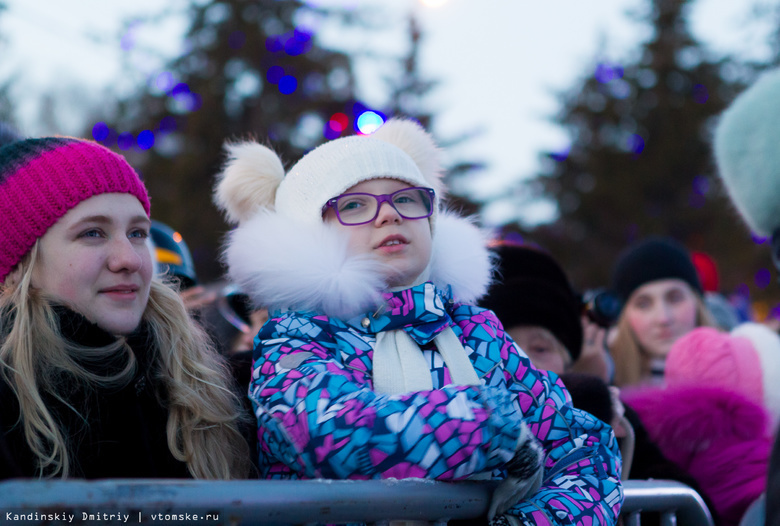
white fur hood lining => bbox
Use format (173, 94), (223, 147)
(224, 209), (494, 319)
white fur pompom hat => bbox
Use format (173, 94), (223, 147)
(213, 118), (493, 319)
(713, 68), (780, 237)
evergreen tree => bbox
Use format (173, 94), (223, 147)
(99, 0), (366, 280)
(524, 0), (771, 300)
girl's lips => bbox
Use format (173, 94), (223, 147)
(375, 235), (409, 254)
(100, 286), (139, 299)
(375, 235), (409, 249)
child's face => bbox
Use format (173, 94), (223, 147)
(324, 178), (433, 288)
(32, 193), (153, 335)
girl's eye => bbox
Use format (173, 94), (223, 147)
(666, 289), (685, 303)
(633, 297), (652, 310)
(129, 229), (149, 239)
(339, 198), (367, 212)
(80, 229), (103, 239)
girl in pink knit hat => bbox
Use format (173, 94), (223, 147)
(0, 137), (250, 480)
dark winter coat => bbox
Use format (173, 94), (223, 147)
(0, 307), (190, 479)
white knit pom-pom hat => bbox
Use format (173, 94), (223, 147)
(214, 118), (444, 228)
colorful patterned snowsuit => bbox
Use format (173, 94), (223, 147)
(250, 282), (622, 524)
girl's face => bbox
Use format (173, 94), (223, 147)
(324, 178), (433, 288)
(32, 193), (153, 335)
(624, 278), (698, 359)
(508, 326), (570, 375)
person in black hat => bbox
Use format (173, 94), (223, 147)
(480, 243), (584, 375)
(608, 237), (714, 388)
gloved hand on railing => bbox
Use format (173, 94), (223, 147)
(487, 423), (544, 522)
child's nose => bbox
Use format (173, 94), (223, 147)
(374, 201), (402, 225)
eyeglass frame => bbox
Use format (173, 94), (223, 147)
(322, 186), (436, 226)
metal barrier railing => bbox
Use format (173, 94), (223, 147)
(0, 478), (714, 525)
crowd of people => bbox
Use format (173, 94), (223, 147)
(2, 66), (780, 526)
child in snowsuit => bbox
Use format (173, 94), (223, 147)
(213, 118), (622, 525)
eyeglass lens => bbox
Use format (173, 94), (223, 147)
(335, 188), (433, 225)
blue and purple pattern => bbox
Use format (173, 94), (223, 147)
(250, 282), (622, 524)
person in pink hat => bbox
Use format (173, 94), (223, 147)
(0, 137), (250, 480)
(623, 327), (775, 526)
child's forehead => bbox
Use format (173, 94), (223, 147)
(343, 177), (414, 194)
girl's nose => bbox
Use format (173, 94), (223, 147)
(108, 238), (145, 273)
(374, 201), (402, 225)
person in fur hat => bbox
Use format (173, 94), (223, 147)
(213, 118), (622, 525)
(713, 67), (780, 526)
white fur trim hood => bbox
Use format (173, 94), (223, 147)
(223, 209), (494, 319)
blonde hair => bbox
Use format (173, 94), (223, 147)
(610, 295), (714, 388)
(0, 243), (251, 479)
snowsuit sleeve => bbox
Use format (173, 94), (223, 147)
(470, 307), (623, 525)
(250, 311), (530, 480)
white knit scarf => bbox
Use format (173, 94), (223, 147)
(371, 274), (481, 395)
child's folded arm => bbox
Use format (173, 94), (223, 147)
(249, 311), (528, 480)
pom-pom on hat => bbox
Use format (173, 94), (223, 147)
(0, 137), (150, 282)
(665, 324), (780, 432)
(611, 237), (702, 303)
(479, 243), (583, 362)
(713, 68), (780, 237)
(214, 118), (443, 228)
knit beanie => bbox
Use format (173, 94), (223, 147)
(0, 137), (151, 282)
(214, 118), (443, 229)
(480, 244), (583, 362)
(713, 67), (780, 238)
(611, 237), (702, 303)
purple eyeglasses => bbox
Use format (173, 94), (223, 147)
(323, 187), (436, 226)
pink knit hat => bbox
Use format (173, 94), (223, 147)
(666, 325), (780, 432)
(0, 137), (151, 282)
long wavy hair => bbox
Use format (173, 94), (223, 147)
(0, 243), (251, 479)
(610, 295), (714, 388)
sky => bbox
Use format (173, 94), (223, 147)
(1, 0), (776, 225)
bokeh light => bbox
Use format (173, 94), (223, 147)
(627, 134), (644, 156)
(92, 122), (110, 142)
(267, 66), (284, 84)
(137, 130), (155, 150)
(550, 146), (570, 162)
(266, 36), (284, 53)
(752, 233), (768, 244)
(170, 82), (190, 96)
(755, 268), (772, 289)
(328, 112), (349, 133)
(692, 84), (709, 104)
(356, 111), (384, 134)
(595, 62), (624, 84)
(117, 132), (134, 151)
(691, 175), (709, 195)
(279, 75), (298, 94)
(285, 29), (313, 56)
(155, 72), (175, 93)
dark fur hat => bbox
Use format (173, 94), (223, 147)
(480, 244), (583, 362)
